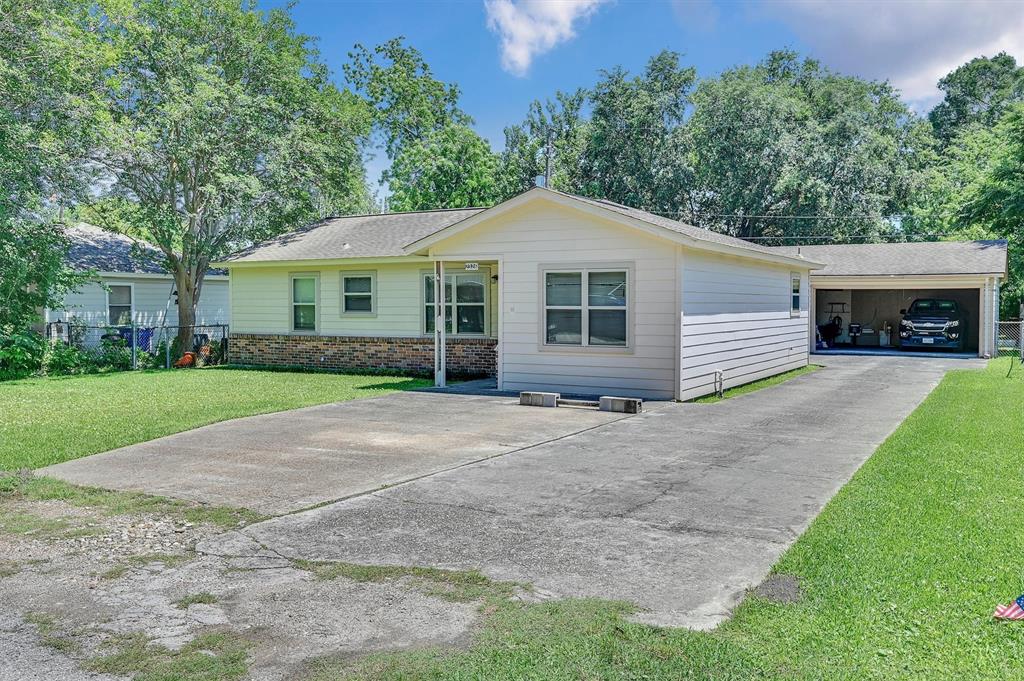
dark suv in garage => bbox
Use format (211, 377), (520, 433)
(899, 299), (968, 351)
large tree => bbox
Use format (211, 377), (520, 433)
(385, 124), (501, 211)
(687, 51), (923, 242)
(0, 0), (101, 334)
(89, 0), (372, 350)
(929, 53), (1024, 145)
(579, 50), (695, 212)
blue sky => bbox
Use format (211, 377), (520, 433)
(265, 0), (1024, 191)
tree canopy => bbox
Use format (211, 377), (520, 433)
(86, 0), (372, 345)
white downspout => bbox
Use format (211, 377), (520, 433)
(434, 260), (446, 387)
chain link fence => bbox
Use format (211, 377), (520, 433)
(44, 322), (229, 369)
(996, 320), (1023, 361)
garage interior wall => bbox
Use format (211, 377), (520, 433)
(814, 288), (980, 352)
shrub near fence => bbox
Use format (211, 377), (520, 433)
(0, 324), (229, 380)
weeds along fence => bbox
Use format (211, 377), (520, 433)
(44, 322), (229, 370)
(996, 320), (1023, 363)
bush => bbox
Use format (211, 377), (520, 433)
(92, 336), (132, 371)
(0, 331), (47, 380)
(42, 341), (88, 375)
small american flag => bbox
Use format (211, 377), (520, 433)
(993, 595), (1024, 620)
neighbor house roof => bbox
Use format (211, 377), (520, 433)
(65, 223), (227, 277)
(65, 223), (167, 274)
(224, 188), (819, 270)
(222, 208), (484, 263)
(771, 240), (1008, 277)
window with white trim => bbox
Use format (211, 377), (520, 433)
(107, 285), (132, 325)
(291, 274), (318, 331)
(544, 269), (628, 347)
(424, 272), (486, 335)
(341, 272), (375, 315)
(791, 272), (801, 315)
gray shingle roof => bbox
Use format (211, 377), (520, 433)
(225, 189), (805, 264)
(771, 240), (1008, 276)
(65, 223), (166, 274)
(223, 208), (485, 262)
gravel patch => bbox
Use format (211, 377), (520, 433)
(0, 496), (480, 680)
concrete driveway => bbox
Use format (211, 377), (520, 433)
(243, 354), (978, 628)
(43, 392), (627, 514)
(44, 354), (981, 629)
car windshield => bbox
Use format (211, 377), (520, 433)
(909, 299), (957, 313)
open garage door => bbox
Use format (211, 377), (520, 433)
(814, 287), (981, 357)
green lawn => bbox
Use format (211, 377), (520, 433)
(0, 368), (429, 470)
(334, 358), (1024, 680)
(691, 364), (821, 403)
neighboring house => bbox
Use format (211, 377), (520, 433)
(45, 224), (230, 333)
(773, 241), (1008, 357)
(221, 188), (822, 400)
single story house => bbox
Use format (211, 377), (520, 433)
(45, 224), (230, 339)
(221, 188), (823, 400)
(774, 241), (1008, 356)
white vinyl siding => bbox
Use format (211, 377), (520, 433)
(679, 250), (809, 401)
(430, 200), (678, 399)
(230, 262), (497, 338)
(49, 276), (229, 327)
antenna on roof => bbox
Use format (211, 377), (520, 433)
(544, 132), (552, 189)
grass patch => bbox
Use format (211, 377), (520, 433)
(292, 559), (520, 603)
(0, 474), (265, 528)
(330, 358), (1024, 680)
(691, 364), (821, 403)
(0, 367), (430, 469)
(86, 632), (250, 681)
(25, 612), (80, 654)
(100, 565), (129, 580)
(174, 592), (219, 609)
(128, 552), (196, 568)
(0, 561), (20, 578)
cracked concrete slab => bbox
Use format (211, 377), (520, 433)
(41, 391), (626, 514)
(246, 355), (983, 629)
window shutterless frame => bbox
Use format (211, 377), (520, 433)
(105, 282), (134, 326)
(289, 272), (319, 333)
(538, 263), (634, 353)
(420, 267), (490, 337)
(340, 270), (376, 317)
(791, 272), (802, 316)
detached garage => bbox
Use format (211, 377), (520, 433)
(774, 241), (1008, 358)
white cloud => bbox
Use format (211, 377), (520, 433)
(485, 0), (609, 76)
(763, 0), (1024, 110)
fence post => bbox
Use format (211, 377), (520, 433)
(131, 323), (137, 370)
(1019, 320), (1023, 363)
(165, 334), (171, 369)
(223, 325), (229, 365)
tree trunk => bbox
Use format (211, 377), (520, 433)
(174, 269), (196, 359)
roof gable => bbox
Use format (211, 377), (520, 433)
(405, 188), (820, 269)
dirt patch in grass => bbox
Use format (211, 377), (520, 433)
(751, 573), (803, 604)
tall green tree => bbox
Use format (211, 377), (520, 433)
(961, 105), (1024, 315)
(929, 53), (1024, 145)
(498, 90), (589, 198)
(0, 0), (101, 334)
(89, 0), (372, 349)
(344, 38), (474, 205)
(580, 50), (695, 212)
(385, 124), (501, 211)
(687, 51), (922, 241)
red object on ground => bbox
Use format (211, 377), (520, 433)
(174, 352), (196, 368)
